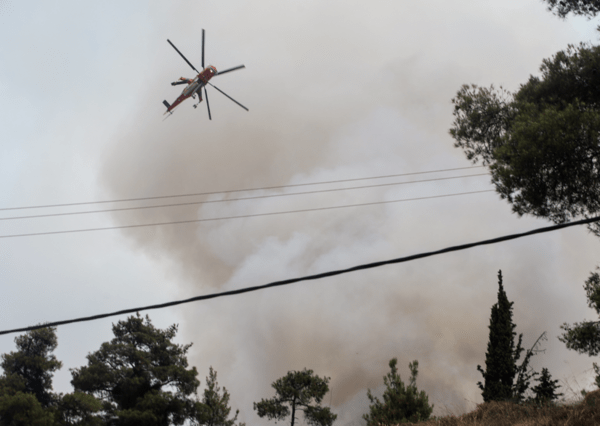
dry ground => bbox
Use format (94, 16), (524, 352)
(406, 389), (600, 426)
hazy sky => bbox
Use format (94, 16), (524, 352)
(1, 1), (600, 424)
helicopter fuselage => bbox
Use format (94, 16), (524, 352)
(165, 66), (217, 113)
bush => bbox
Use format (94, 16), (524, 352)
(363, 358), (434, 425)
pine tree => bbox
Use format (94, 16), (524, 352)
(71, 313), (202, 425)
(363, 358), (433, 425)
(449, 42), (600, 237)
(56, 391), (103, 425)
(559, 269), (600, 356)
(542, 0), (600, 18)
(0, 390), (56, 426)
(0, 326), (105, 424)
(254, 368), (336, 426)
(0, 326), (64, 425)
(477, 270), (526, 403)
(196, 366), (245, 426)
(0, 325), (62, 408)
(558, 267), (600, 390)
(529, 368), (564, 407)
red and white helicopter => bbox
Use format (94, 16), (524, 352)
(163, 29), (248, 119)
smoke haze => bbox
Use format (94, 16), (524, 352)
(30, 0), (600, 424)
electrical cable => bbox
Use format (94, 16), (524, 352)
(0, 165), (485, 212)
(0, 173), (490, 221)
(2, 215), (598, 336)
(0, 189), (495, 239)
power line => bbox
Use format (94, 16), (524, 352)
(0, 189), (495, 239)
(0, 173), (490, 221)
(0, 165), (485, 212)
(2, 215), (598, 336)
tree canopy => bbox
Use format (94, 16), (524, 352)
(542, 0), (600, 18)
(253, 368), (336, 426)
(0, 326), (64, 425)
(0, 325), (62, 408)
(363, 358), (433, 425)
(449, 42), (600, 236)
(559, 269), (600, 356)
(0, 390), (56, 426)
(558, 268), (600, 389)
(70, 313), (202, 426)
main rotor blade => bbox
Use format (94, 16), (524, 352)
(204, 86), (211, 120)
(217, 65), (245, 75)
(207, 82), (249, 111)
(167, 39), (199, 73)
(201, 29), (205, 69)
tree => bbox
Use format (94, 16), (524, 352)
(0, 390), (56, 426)
(511, 331), (548, 405)
(55, 391), (103, 426)
(542, 0), (600, 18)
(449, 42), (600, 237)
(558, 268), (600, 387)
(0, 326), (62, 408)
(195, 366), (245, 426)
(70, 313), (202, 426)
(253, 368), (336, 426)
(528, 367), (564, 407)
(477, 271), (528, 403)
(362, 358), (433, 425)
(0, 326), (63, 425)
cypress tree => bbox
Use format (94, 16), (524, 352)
(477, 270), (525, 403)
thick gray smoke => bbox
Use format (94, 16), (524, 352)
(100, 1), (600, 424)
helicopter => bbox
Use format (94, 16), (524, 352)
(163, 29), (248, 119)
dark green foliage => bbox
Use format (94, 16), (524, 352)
(70, 313), (201, 426)
(363, 358), (433, 425)
(0, 326), (63, 425)
(528, 367), (564, 407)
(477, 271), (527, 403)
(476, 275), (547, 406)
(511, 331), (549, 405)
(0, 390), (56, 425)
(593, 362), (600, 389)
(196, 366), (245, 426)
(542, 0), (600, 18)
(559, 269), (600, 356)
(55, 391), (103, 426)
(253, 368), (336, 426)
(449, 42), (600, 237)
(0, 326), (62, 408)
(450, 39), (600, 396)
(559, 268), (600, 388)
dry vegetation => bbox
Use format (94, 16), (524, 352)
(400, 383), (600, 426)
